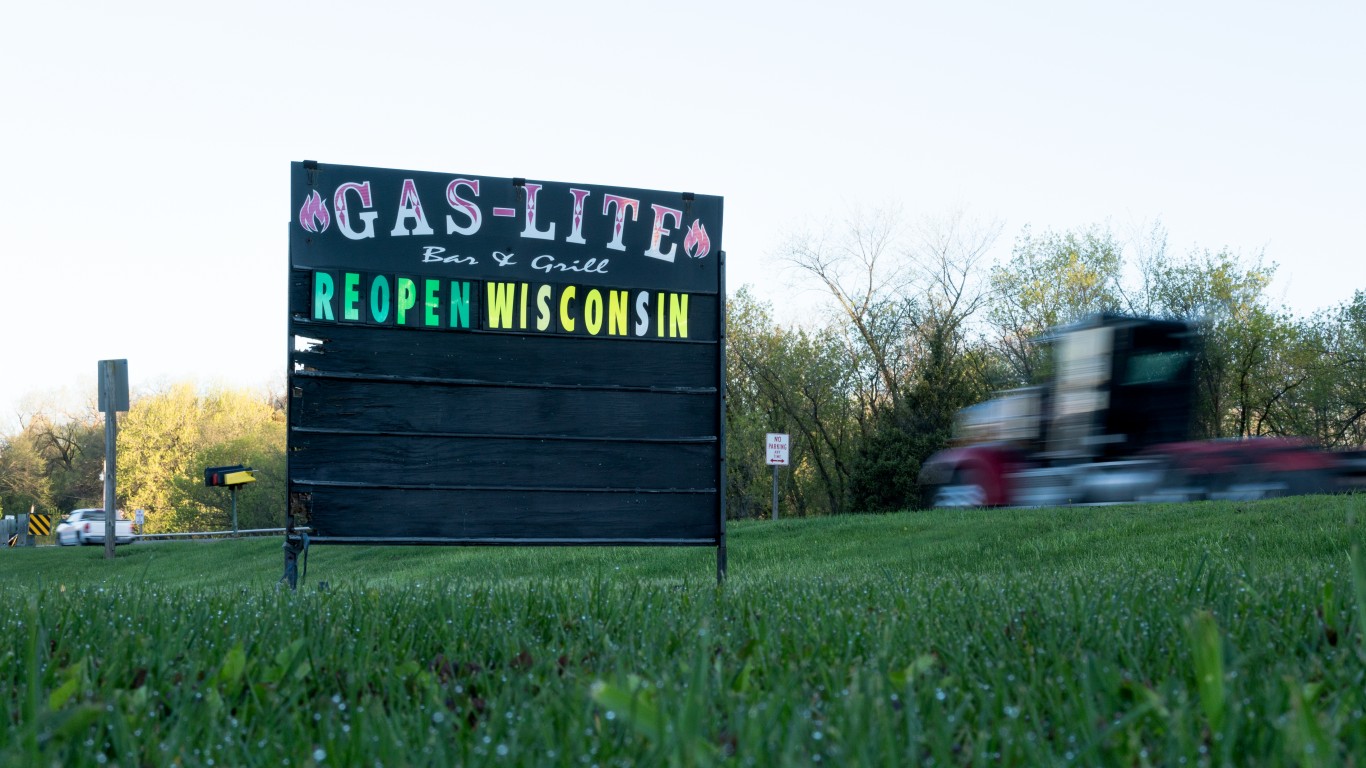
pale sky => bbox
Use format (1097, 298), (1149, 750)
(3, 1), (1363, 432)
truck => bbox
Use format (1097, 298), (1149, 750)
(919, 313), (1363, 507)
(55, 508), (137, 546)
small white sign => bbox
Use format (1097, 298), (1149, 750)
(135, 508), (145, 527)
(766, 433), (790, 465)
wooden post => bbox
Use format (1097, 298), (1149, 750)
(772, 465), (780, 521)
(102, 360), (118, 560)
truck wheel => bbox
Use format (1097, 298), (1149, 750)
(931, 470), (988, 508)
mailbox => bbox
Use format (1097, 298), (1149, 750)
(205, 465), (257, 487)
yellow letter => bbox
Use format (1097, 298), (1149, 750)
(585, 290), (603, 335)
(486, 282), (516, 329)
(559, 286), (577, 332)
(536, 284), (553, 331)
(669, 293), (689, 338)
(608, 290), (628, 336)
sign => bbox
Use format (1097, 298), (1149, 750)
(288, 162), (725, 549)
(135, 509), (145, 528)
(28, 513), (51, 536)
(98, 359), (129, 413)
(766, 433), (790, 466)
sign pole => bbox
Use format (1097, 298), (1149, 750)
(231, 486), (239, 536)
(102, 361), (118, 560)
(716, 250), (728, 585)
(772, 465), (779, 521)
(765, 432), (789, 522)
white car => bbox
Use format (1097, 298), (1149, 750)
(56, 508), (136, 546)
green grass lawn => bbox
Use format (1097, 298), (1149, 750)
(2, 496), (1364, 766)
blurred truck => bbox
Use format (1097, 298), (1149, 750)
(55, 508), (137, 546)
(919, 313), (1366, 507)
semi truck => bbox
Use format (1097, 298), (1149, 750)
(919, 313), (1363, 507)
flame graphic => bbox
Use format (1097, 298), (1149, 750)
(298, 191), (330, 233)
(683, 219), (711, 259)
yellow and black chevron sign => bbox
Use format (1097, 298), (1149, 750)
(28, 513), (52, 536)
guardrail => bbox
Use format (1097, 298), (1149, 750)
(136, 527), (310, 540)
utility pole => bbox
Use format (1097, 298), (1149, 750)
(99, 360), (129, 560)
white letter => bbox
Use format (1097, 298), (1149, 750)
(334, 181), (378, 240)
(445, 178), (482, 235)
(644, 204), (682, 262)
(391, 178), (434, 236)
(602, 194), (639, 252)
(565, 188), (590, 244)
(634, 291), (650, 336)
(520, 183), (556, 240)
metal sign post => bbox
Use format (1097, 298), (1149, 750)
(766, 433), (789, 520)
(99, 359), (129, 560)
(205, 466), (255, 536)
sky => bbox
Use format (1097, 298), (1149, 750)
(2, 0), (1363, 432)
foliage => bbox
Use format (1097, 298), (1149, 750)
(0, 384), (284, 532)
(783, 209), (1000, 512)
(726, 288), (859, 518)
(118, 385), (285, 532)
(0, 434), (52, 517)
(0, 399), (103, 518)
(1, 496), (1364, 766)
(987, 224), (1125, 384)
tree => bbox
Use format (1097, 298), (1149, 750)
(726, 288), (860, 517)
(0, 433), (52, 515)
(1137, 247), (1277, 438)
(117, 384), (286, 533)
(987, 224), (1126, 384)
(783, 208), (1000, 512)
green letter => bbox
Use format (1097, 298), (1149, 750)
(370, 275), (391, 323)
(313, 272), (335, 321)
(343, 273), (361, 321)
(424, 279), (441, 327)
(397, 277), (417, 325)
(450, 281), (471, 328)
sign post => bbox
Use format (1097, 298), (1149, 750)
(765, 433), (789, 521)
(99, 359), (129, 560)
(204, 466), (256, 536)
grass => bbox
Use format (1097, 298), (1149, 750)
(1, 495), (1364, 766)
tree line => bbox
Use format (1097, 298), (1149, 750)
(0, 385), (286, 533)
(3, 217), (1363, 526)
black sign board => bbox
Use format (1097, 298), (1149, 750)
(287, 162), (726, 559)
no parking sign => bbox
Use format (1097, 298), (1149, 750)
(766, 433), (789, 465)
